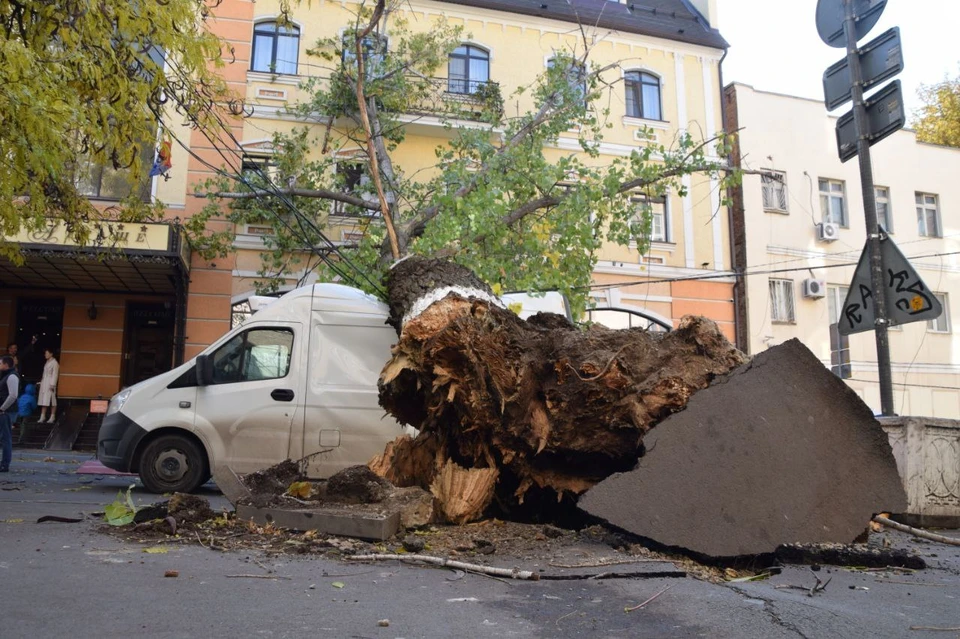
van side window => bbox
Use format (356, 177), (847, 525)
(211, 328), (293, 384)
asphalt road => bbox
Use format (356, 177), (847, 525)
(1, 450), (959, 638)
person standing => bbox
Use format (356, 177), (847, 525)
(6, 342), (19, 376)
(38, 349), (59, 424)
(0, 355), (19, 472)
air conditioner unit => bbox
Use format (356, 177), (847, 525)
(817, 222), (840, 242)
(802, 278), (826, 299)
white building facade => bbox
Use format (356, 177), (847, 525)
(724, 83), (960, 418)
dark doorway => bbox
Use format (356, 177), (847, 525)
(123, 302), (175, 387)
(14, 297), (64, 383)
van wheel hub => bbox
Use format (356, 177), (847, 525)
(154, 449), (188, 482)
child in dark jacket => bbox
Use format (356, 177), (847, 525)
(18, 384), (38, 421)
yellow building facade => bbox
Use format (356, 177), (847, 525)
(0, 0), (736, 420)
(212, 0), (737, 341)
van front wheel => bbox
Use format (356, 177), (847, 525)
(138, 434), (209, 494)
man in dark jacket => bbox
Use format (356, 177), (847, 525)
(0, 355), (19, 472)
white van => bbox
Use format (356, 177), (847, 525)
(98, 283), (569, 493)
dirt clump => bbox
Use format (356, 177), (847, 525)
(326, 465), (392, 504)
(168, 493), (215, 525)
(241, 459), (303, 507)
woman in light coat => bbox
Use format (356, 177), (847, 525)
(38, 349), (59, 424)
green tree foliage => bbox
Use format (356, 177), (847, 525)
(203, 1), (738, 314)
(914, 69), (960, 148)
(0, 0), (226, 249)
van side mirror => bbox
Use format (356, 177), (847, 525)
(196, 354), (213, 387)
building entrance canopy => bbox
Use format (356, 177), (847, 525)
(1, 220), (190, 295)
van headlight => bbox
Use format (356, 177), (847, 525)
(106, 389), (132, 416)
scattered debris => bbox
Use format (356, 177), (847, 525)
(579, 339), (907, 557)
(104, 484), (139, 526)
(873, 516), (960, 547)
(331, 581), (345, 589)
(624, 584), (673, 612)
(346, 553), (540, 580)
(163, 570), (179, 578)
(909, 626), (960, 632)
(36, 515), (83, 523)
(377, 619), (390, 627)
(326, 466), (391, 504)
(772, 568), (832, 597)
(401, 535), (425, 553)
(225, 574), (291, 580)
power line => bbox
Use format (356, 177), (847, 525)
(582, 250), (960, 291)
(847, 378), (960, 392)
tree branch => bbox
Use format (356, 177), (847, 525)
(353, 0), (402, 260)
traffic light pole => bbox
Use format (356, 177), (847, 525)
(843, 0), (895, 416)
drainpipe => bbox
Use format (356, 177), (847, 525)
(717, 48), (745, 352)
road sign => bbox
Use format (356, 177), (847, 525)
(835, 80), (905, 162)
(823, 27), (903, 110)
(838, 233), (943, 336)
(816, 0), (887, 47)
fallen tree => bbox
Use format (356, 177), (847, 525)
(371, 257), (746, 523)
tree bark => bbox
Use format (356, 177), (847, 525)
(372, 257), (746, 523)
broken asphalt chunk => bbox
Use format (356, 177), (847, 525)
(578, 339), (908, 558)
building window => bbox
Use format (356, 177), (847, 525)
(448, 45), (490, 94)
(875, 186), (892, 232)
(761, 171), (788, 213)
(624, 71), (662, 121)
(72, 146), (153, 202)
(251, 22), (300, 74)
(342, 33), (387, 79)
(819, 179), (847, 227)
(548, 57), (586, 105)
(928, 293), (950, 333)
(769, 279), (795, 323)
(332, 157), (381, 217)
(827, 286), (852, 378)
(631, 196), (668, 243)
(916, 192), (941, 238)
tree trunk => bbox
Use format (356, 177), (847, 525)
(372, 257), (745, 523)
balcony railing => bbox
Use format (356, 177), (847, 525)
(407, 77), (503, 121)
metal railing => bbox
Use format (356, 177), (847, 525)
(407, 77), (503, 121)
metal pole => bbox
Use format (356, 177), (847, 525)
(843, 0), (895, 416)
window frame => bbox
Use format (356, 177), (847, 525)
(875, 186), (892, 232)
(630, 195), (669, 245)
(916, 192), (941, 238)
(769, 278), (796, 324)
(209, 327), (294, 385)
(250, 21), (300, 75)
(761, 170), (788, 213)
(928, 292), (950, 333)
(547, 57), (587, 106)
(341, 32), (388, 80)
(447, 44), (490, 95)
(818, 178), (848, 227)
(623, 70), (663, 121)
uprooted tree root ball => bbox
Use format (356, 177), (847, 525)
(372, 257), (746, 523)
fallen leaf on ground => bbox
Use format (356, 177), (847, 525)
(331, 581), (345, 589)
(164, 570), (179, 578)
(144, 547), (170, 554)
(286, 481), (312, 498)
(3, 519), (24, 524)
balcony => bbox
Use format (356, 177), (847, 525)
(407, 78), (503, 122)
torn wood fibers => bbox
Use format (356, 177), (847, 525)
(370, 258), (744, 524)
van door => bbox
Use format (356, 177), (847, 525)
(193, 323), (304, 474)
(301, 317), (403, 478)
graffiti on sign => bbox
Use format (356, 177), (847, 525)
(839, 234), (942, 335)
